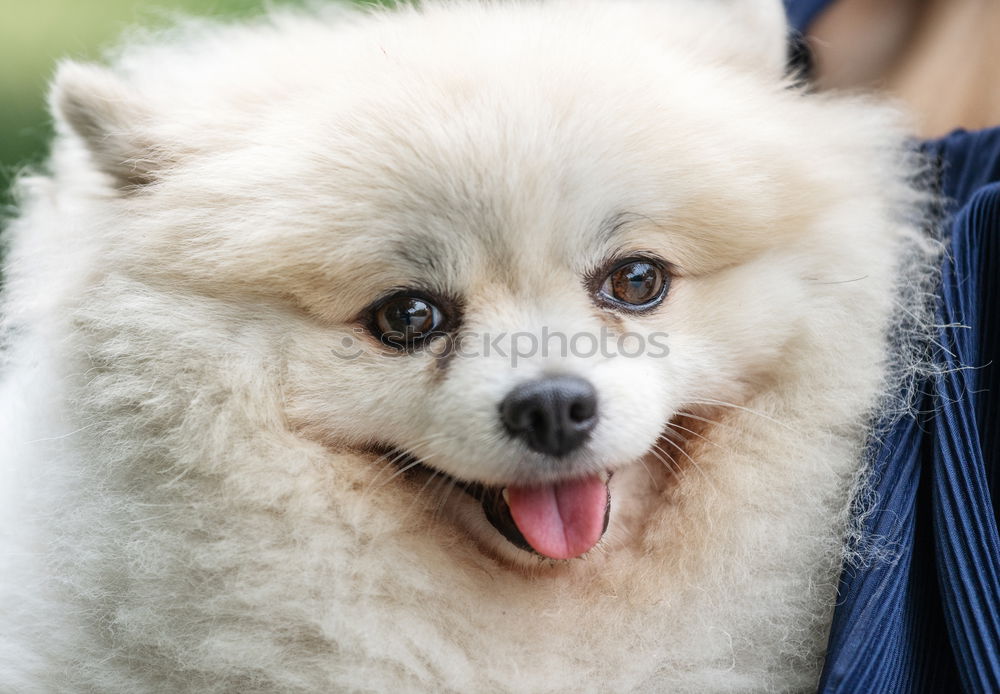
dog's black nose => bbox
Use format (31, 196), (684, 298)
(499, 376), (598, 457)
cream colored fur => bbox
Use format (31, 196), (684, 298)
(1, 1), (933, 691)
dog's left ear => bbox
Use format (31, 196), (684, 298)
(51, 61), (165, 189)
(710, 0), (790, 77)
(622, 0), (790, 79)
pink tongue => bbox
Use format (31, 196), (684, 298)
(506, 475), (609, 560)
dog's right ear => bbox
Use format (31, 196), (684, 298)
(620, 0), (790, 79)
(51, 61), (162, 189)
(711, 0), (790, 78)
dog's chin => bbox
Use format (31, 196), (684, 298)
(373, 446), (630, 567)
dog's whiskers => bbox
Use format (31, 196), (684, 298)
(686, 398), (797, 432)
(431, 474), (463, 522)
(656, 436), (702, 474)
(647, 445), (682, 479)
(651, 438), (720, 494)
(360, 449), (413, 499)
(636, 456), (662, 491)
(362, 433), (450, 498)
(665, 420), (729, 454)
(401, 462), (447, 522)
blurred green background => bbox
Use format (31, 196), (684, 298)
(0, 0), (376, 207)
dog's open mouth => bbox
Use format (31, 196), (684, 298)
(386, 449), (612, 560)
(467, 474), (612, 560)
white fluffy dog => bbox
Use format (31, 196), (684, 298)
(0, 1), (933, 691)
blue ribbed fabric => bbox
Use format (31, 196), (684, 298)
(933, 183), (1000, 693)
(782, 0), (834, 33)
(782, 3), (1000, 689)
(817, 129), (1000, 691)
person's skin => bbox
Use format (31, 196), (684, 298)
(807, 0), (1000, 137)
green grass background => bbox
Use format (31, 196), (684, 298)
(0, 0), (377, 205)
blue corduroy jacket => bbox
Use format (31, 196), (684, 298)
(784, 2), (1000, 690)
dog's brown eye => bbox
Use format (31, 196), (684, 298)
(374, 296), (444, 347)
(599, 259), (668, 309)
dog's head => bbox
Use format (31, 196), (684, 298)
(49, 0), (902, 563)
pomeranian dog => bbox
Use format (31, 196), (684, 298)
(0, 1), (933, 691)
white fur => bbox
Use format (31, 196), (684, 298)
(1, 1), (934, 691)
